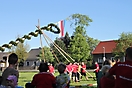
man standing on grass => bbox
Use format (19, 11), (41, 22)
(94, 62), (100, 80)
(48, 63), (55, 75)
(72, 62), (78, 82)
(106, 47), (132, 88)
(66, 62), (73, 80)
(81, 62), (89, 81)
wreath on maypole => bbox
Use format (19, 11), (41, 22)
(0, 23), (60, 52)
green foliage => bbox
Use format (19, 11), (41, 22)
(67, 13), (92, 62)
(86, 36), (100, 60)
(8, 42), (30, 67)
(68, 13), (92, 27)
(11, 42), (30, 63)
(51, 38), (68, 63)
(63, 32), (70, 48)
(113, 32), (132, 58)
(16, 43), (29, 60)
(69, 26), (90, 62)
(39, 46), (54, 62)
(87, 61), (93, 69)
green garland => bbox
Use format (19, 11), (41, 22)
(0, 23), (60, 52)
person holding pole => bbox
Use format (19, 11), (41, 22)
(80, 62), (89, 81)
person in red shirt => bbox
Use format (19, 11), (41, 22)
(106, 47), (132, 88)
(81, 62), (89, 81)
(66, 62), (73, 80)
(72, 62), (78, 82)
(31, 62), (56, 88)
(94, 62), (100, 80)
(99, 65), (115, 88)
(48, 63), (55, 75)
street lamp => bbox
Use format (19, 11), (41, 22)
(103, 47), (106, 61)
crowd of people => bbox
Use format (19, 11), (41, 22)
(97, 47), (132, 88)
(0, 46), (132, 88)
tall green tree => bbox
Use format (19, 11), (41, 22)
(68, 13), (92, 27)
(39, 46), (54, 63)
(68, 13), (92, 62)
(113, 32), (132, 58)
(69, 26), (90, 62)
(10, 42), (30, 67)
(51, 38), (67, 63)
(8, 35), (30, 67)
(86, 36), (99, 60)
(63, 32), (70, 48)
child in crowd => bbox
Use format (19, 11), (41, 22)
(6, 75), (18, 88)
(56, 63), (70, 88)
(99, 65), (115, 88)
(31, 62), (56, 88)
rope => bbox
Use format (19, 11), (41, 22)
(42, 31), (70, 62)
(42, 31), (75, 62)
(41, 31), (60, 63)
(40, 34), (45, 62)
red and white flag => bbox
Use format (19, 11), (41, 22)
(57, 20), (65, 37)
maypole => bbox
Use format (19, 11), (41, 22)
(36, 19), (45, 62)
(0, 22), (60, 52)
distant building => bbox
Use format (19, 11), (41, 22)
(24, 47), (41, 67)
(92, 40), (117, 65)
(0, 52), (10, 71)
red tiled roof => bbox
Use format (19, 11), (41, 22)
(92, 40), (117, 54)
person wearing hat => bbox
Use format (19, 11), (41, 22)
(99, 65), (115, 88)
(6, 75), (17, 88)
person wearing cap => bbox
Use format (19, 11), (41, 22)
(6, 75), (17, 88)
(99, 65), (115, 88)
(106, 47), (132, 88)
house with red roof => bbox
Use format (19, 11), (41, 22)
(92, 40), (117, 64)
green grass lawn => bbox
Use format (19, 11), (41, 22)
(18, 71), (97, 88)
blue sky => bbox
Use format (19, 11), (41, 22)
(0, 0), (132, 50)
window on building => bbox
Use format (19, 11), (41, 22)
(98, 57), (103, 63)
(27, 62), (29, 66)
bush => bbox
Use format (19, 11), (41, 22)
(86, 61), (93, 69)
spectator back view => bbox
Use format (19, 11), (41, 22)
(56, 63), (70, 88)
(106, 47), (132, 88)
(31, 62), (56, 88)
(1, 53), (19, 86)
